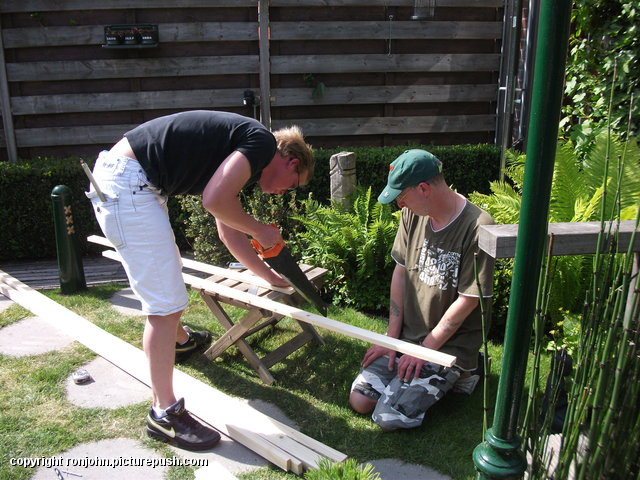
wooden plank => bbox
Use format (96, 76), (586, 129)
(272, 114), (496, 136)
(10, 90), (247, 115)
(10, 84), (497, 115)
(0, 269), (347, 471)
(270, 21), (502, 40)
(6, 54), (495, 82)
(271, 0), (503, 6)
(226, 425), (301, 474)
(273, 84), (498, 106)
(271, 53), (501, 74)
(0, 0), (257, 13)
(2, 23), (258, 49)
(12, 113), (495, 148)
(6, 56), (259, 82)
(0, 0), (506, 12)
(478, 221), (640, 259)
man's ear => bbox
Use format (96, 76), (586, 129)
(416, 182), (430, 194)
(289, 157), (300, 169)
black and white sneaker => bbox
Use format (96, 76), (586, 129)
(175, 326), (211, 363)
(146, 398), (221, 451)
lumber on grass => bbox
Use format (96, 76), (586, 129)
(0, 270), (346, 472)
(92, 240), (456, 367)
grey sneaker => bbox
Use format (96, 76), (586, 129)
(146, 398), (220, 451)
(175, 326), (211, 363)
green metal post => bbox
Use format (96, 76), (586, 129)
(472, 0), (573, 478)
(51, 185), (86, 294)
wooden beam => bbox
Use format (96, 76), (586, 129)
(0, 269), (347, 472)
(479, 221), (640, 259)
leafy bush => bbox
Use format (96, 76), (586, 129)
(562, 0), (639, 144)
(293, 187), (399, 314)
(469, 131), (640, 331)
(178, 186), (305, 266)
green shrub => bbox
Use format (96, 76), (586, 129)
(304, 458), (381, 480)
(178, 186), (305, 266)
(308, 144), (500, 204)
(293, 187), (399, 314)
(0, 157), (100, 261)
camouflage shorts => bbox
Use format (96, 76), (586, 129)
(351, 355), (462, 430)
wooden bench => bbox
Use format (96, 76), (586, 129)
(193, 262), (328, 385)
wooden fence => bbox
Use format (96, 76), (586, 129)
(0, 0), (503, 161)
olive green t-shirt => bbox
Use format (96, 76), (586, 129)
(391, 200), (495, 370)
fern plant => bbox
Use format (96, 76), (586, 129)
(469, 131), (640, 327)
(294, 186), (399, 313)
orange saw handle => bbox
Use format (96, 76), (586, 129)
(251, 223), (285, 258)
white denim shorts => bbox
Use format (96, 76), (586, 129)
(86, 151), (188, 316)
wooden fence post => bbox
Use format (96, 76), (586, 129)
(329, 152), (356, 208)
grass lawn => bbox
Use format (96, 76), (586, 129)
(0, 283), (517, 480)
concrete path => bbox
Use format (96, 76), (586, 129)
(1, 290), (454, 480)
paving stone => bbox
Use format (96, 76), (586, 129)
(367, 458), (453, 480)
(0, 293), (14, 313)
(0, 315), (74, 357)
(30, 438), (167, 480)
(108, 288), (144, 317)
(65, 356), (151, 409)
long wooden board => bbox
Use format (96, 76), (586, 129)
(0, 270), (346, 473)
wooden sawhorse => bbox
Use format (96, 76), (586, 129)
(192, 264), (327, 385)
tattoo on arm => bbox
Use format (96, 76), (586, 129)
(441, 316), (464, 334)
(390, 299), (401, 318)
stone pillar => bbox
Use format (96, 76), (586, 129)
(329, 151), (356, 208)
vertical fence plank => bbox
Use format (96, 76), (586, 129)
(0, 23), (17, 162)
(259, 0), (272, 127)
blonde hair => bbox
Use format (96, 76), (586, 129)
(273, 125), (315, 179)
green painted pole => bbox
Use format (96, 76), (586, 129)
(51, 185), (86, 294)
(472, 0), (573, 478)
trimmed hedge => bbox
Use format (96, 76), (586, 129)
(0, 144), (500, 261)
(308, 144), (500, 202)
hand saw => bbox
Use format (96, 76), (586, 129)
(251, 236), (327, 316)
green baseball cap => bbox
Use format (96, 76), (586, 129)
(378, 149), (442, 204)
